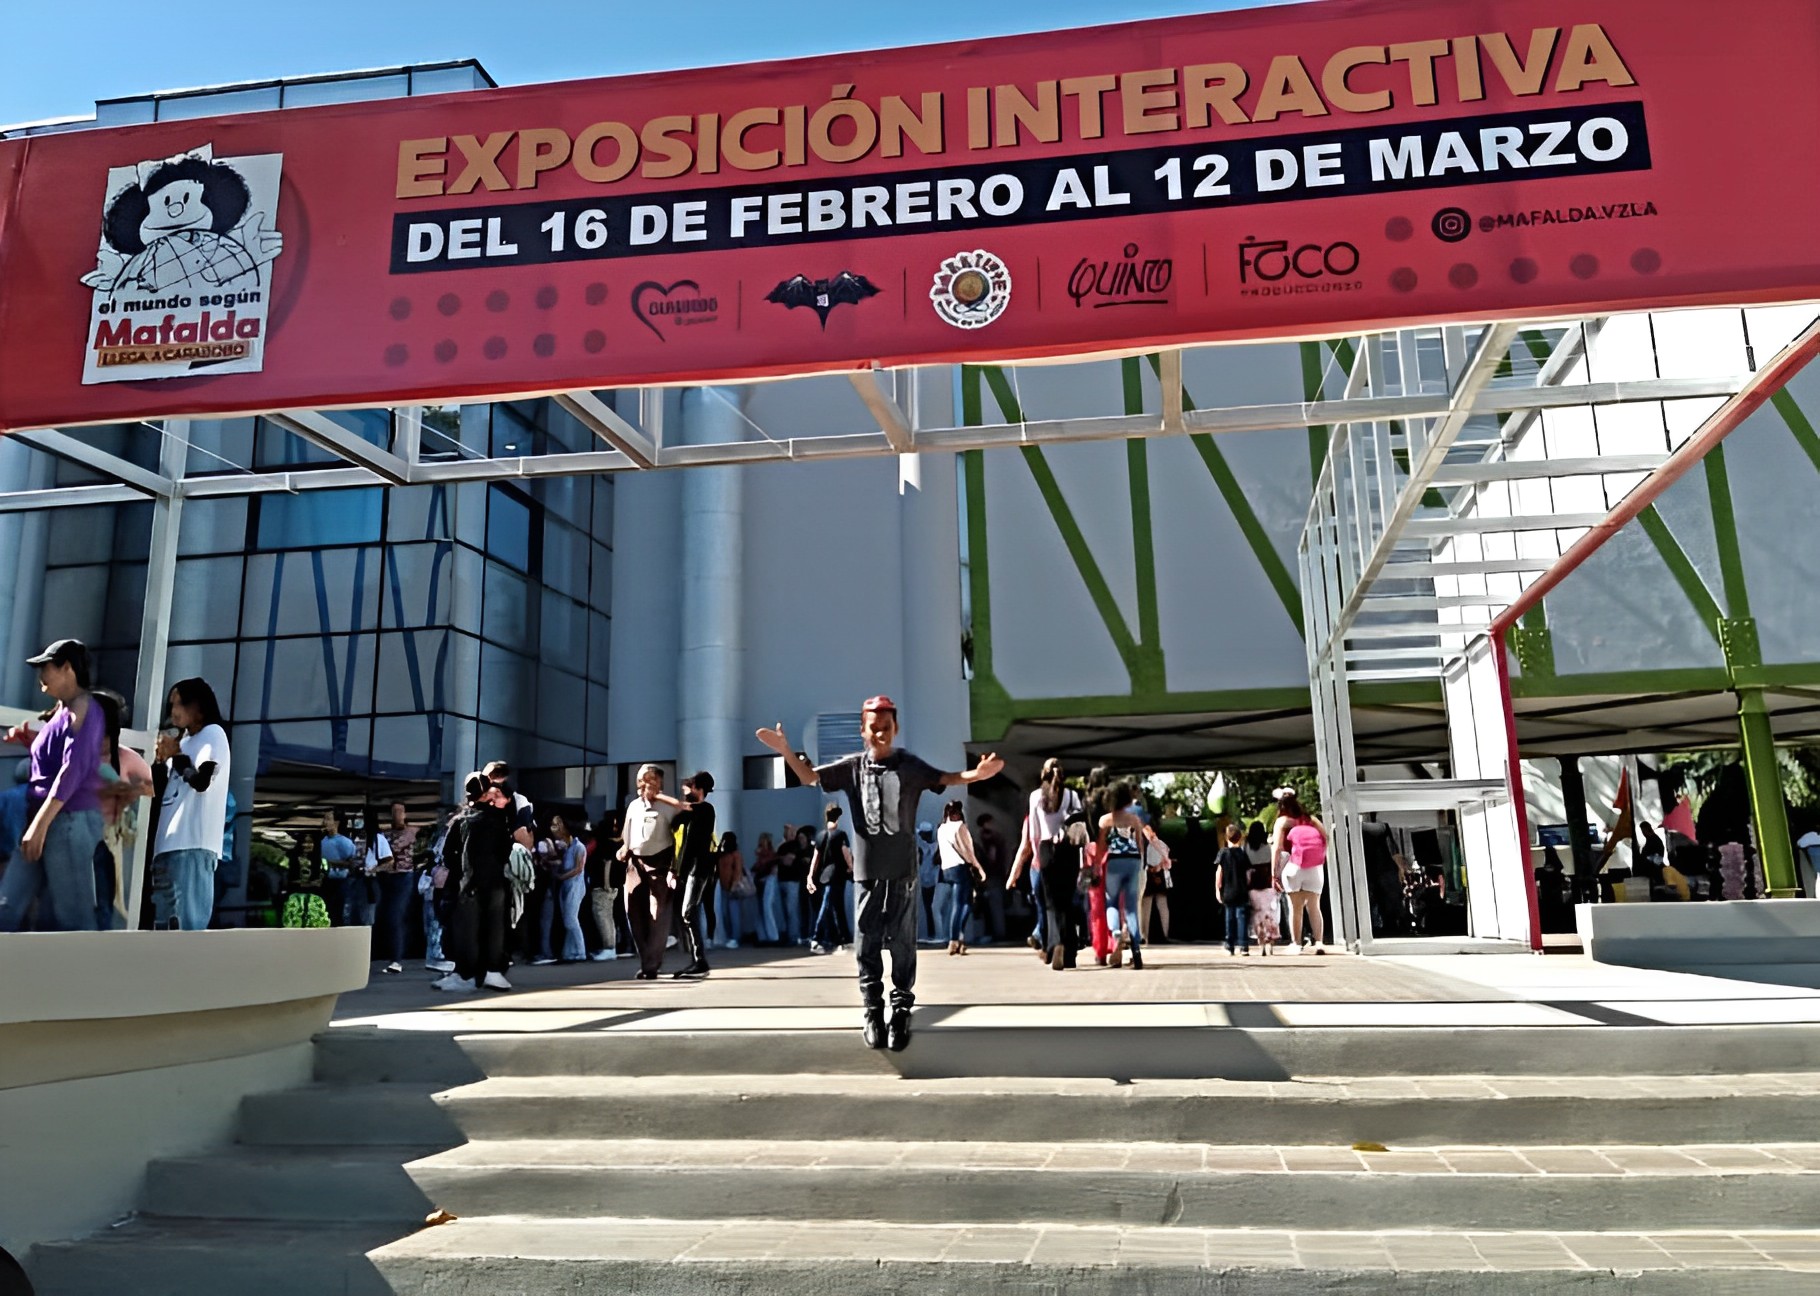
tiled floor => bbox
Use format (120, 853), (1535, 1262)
(332, 942), (1820, 1034)
(376, 1216), (1820, 1273)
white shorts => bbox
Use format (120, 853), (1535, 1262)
(1281, 863), (1325, 895)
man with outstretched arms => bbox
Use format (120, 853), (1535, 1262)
(757, 695), (1002, 1052)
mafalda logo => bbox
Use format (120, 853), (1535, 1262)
(930, 250), (1011, 329)
(79, 144), (284, 385)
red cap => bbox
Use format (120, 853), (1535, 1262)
(862, 694), (898, 714)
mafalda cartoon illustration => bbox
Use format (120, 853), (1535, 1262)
(80, 144), (285, 386)
(83, 145), (282, 296)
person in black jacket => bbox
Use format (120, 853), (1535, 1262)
(1213, 822), (1253, 956)
(671, 771), (718, 978)
(435, 771), (516, 994)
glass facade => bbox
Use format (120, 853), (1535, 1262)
(27, 401), (615, 806)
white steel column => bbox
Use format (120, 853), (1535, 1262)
(897, 368), (970, 771)
(678, 388), (747, 838)
(0, 446), (53, 708)
(124, 419), (189, 928)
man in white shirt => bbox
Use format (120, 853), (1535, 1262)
(617, 764), (688, 980)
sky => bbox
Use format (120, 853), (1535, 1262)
(0, 0), (1304, 128)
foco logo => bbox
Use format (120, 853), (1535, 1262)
(1067, 243), (1173, 309)
(631, 279), (719, 340)
(1236, 237), (1361, 297)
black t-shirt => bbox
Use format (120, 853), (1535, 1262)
(1216, 846), (1252, 906)
(815, 828), (851, 884)
(676, 800), (717, 873)
(778, 843), (810, 885)
(816, 748), (944, 883)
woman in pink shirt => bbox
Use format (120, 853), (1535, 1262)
(1270, 787), (1330, 955)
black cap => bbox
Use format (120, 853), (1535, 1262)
(27, 639), (91, 686)
(26, 638), (85, 668)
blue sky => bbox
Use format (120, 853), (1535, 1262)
(2, 0), (1296, 128)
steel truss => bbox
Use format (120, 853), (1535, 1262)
(4, 308), (1815, 938)
(1299, 305), (1820, 954)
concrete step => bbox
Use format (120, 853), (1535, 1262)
(142, 1139), (1820, 1232)
(240, 1072), (1820, 1150)
(312, 1019), (1820, 1084)
(29, 1220), (402, 1296)
(34, 1216), (1820, 1295)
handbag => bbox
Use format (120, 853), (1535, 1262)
(730, 872), (756, 900)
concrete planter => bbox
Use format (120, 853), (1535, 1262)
(0, 927), (370, 1264)
(1577, 897), (1820, 969)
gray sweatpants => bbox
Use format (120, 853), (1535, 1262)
(855, 875), (919, 1013)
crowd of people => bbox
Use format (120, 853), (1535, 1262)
(0, 638), (232, 935)
(0, 645), (1350, 1052)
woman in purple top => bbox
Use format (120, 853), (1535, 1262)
(0, 639), (107, 931)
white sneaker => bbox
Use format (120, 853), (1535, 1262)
(531, 957), (557, 966)
(432, 973), (477, 994)
(666, 936), (679, 949)
(383, 962), (403, 975)
(424, 960), (456, 973)
(1283, 944), (1303, 956)
(589, 950), (618, 961)
(483, 971), (513, 991)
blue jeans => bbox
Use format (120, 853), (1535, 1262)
(779, 880), (804, 944)
(376, 871), (416, 961)
(152, 847), (217, 931)
(1029, 865), (1046, 945)
(813, 878), (850, 948)
(940, 868), (973, 944)
(1224, 902), (1251, 951)
(0, 809), (104, 932)
(422, 880), (445, 961)
(709, 880), (738, 939)
(1105, 856), (1142, 948)
(549, 873), (586, 960)
(343, 875), (378, 927)
(756, 875), (781, 943)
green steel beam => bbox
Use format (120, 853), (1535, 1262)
(1703, 444), (1752, 619)
(1121, 358), (1166, 694)
(1772, 388), (1820, 476)
(959, 369), (1014, 740)
(1143, 353), (1306, 636)
(1636, 505), (1725, 645)
(980, 365), (1143, 681)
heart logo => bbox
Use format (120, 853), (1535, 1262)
(631, 279), (711, 341)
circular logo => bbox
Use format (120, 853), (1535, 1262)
(931, 250), (1011, 329)
(1431, 208), (1472, 243)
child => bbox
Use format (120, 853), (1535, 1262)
(1248, 860), (1280, 955)
(1214, 822), (1253, 956)
(758, 695), (1002, 1052)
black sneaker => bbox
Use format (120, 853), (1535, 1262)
(672, 962), (710, 979)
(887, 1009), (911, 1052)
(862, 1009), (887, 1049)
(634, 970), (658, 981)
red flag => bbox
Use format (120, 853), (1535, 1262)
(1612, 769), (1631, 813)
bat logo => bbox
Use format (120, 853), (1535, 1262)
(765, 271), (880, 328)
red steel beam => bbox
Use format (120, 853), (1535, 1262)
(1489, 316), (1820, 638)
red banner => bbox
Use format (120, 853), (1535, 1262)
(3, 0), (1819, 432)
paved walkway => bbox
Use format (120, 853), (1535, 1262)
(331, 942), (1820, 1034)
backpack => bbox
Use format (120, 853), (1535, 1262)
(1247, 863), (1272, 892)
(282, 892), (330, 928)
